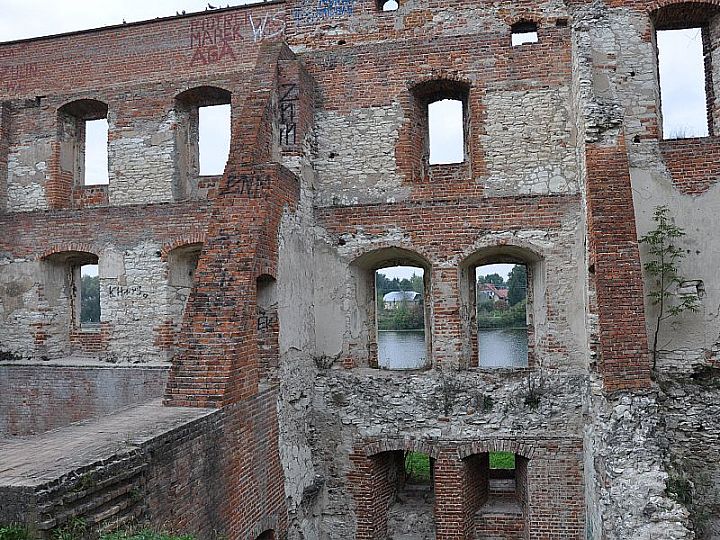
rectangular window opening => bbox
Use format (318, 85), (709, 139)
(512, 22), (539, 46)
(80, 264), (100, 327)
(84, 119), (109, 186)
(476, 263), (528, 368)
(375, 266), (426, 370)
(199, 104), (231, 175)
(428, 99), (464, 165)
(657, 27), (709, 139)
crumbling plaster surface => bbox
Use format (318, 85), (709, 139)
(7, 139), (51, 212)
(583, 382), (693, 540)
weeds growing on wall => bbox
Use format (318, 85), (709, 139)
(639, 205), (700, 369)
(0, 525), (30, 540)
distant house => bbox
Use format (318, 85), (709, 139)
(478, 283), (509, 303)
(383, 291), (422, 310)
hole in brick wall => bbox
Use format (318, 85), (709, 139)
(466, 452), (529, 530)
(386, 450), (435, 537)
(656, 27), (709, 138)
(84, 119), (109, 185)
(511, 21), (539, 46)
(79, 264), (100, 327)
(475, 264), (528, 368)
(57, 99), (109, 189)
(168, 243), (202, 288)
(378, 0), (399, 11)
(375, 265), (427, 370)
(199, 104), (231, 175)
(256, 531), (274, 540)
(175, 86), (232, 198)
(428, 99), (464, 164)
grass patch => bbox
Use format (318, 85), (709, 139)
(404, 451), (432, 484)
(0, 525), (30, 540)
(489, 452), (515, 469)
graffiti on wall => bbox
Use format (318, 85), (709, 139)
(189, 12), (244, 66)
(279, 83), (298, 146)
(249, 13), (286, 43)
(221, 173), (271, 197)
(293, 0), (357, 25)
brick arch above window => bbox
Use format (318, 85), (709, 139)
(456, 439), (536, 460)
(361, 437), (442, 460)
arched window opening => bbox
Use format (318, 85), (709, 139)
(475, 263), (528, 368)
(428, 99), (464, 164)
(378, 0), (399, 11)
(350, 248), (432, 369)
(511, 21), (539, 46)
(58, 99), (109, 187)
(175, 86), (232, 198)
(386, 451), (436, 538)
(256, 531), (274, 540)
(376, 265), (428, 369)
(652, 3), (720, 138)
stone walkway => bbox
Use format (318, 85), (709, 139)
(0, 399), (213, 487)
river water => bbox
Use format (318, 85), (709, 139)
(378, 328), (527, 369)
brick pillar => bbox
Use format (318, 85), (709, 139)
(432, 268), (464, 368)
(584, 136), (652, 391)
(349, 451), (398, 540)
(434, 449), (472, 540)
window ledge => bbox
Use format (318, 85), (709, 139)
(477, 499), (523, 517)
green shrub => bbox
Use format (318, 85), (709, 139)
(0, 525), (30, 540)
(489, 452), (516, 469)
(404, 452), (431, 484)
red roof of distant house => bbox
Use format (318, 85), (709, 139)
(478, 283), (509, 300)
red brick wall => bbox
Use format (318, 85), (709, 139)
(0, 364), (168, 436)
(145, 390), (288, 539)
(584, 138), (652, 391)
(660, 137), (720, 195)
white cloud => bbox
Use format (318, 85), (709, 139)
(657, 28), (708, 138)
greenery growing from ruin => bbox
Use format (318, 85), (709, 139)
(0, 525), (30, 540)
(639, 206), (700, 369)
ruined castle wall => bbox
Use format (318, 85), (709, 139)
(313, 197), (587, 371)
(293, 0), (576, 206)
(0, 363), (168, 436)
(0, 204), (209, 363)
